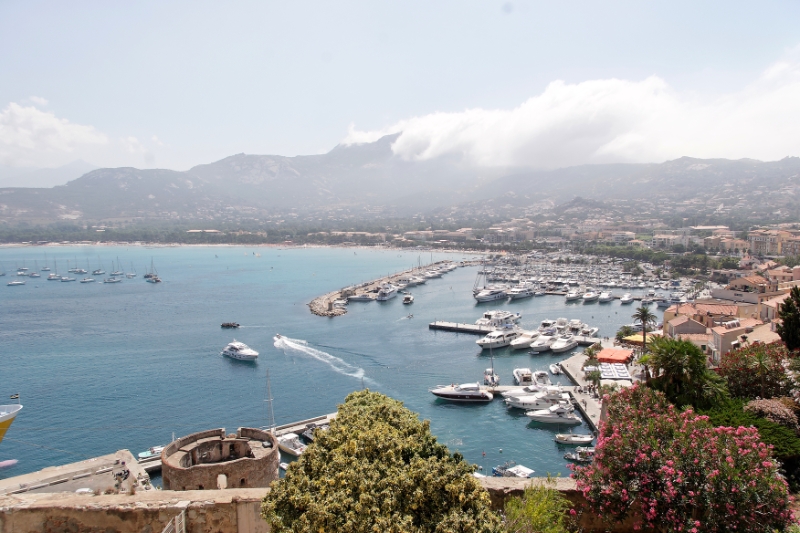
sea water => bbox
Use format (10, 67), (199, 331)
(0, 246), (662, 481)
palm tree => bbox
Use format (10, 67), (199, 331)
(632, 306), (657, 354)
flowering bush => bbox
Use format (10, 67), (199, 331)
(572, 385), (793, 533)
(745, 399), (800, 432)
(718, 342), (791, 400)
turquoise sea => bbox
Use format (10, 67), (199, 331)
(0, 246), (662, 481)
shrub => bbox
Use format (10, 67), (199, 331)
(262, 390), (500, 533)
(572, 385), (793, 532)
(503, 479), (574, 533)
(745, 399), (800, 432)
(718, 342), (791, 400)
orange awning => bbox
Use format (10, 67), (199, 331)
(596, 348), (634, 363)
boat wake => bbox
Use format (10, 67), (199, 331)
(273, 335), (375, 384)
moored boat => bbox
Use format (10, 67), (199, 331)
(430, 383), (493, 402)
(221, 340), (258, 361)
(492, 461), (535, 478)
(276, 432), (307, 456)
(0, 404), (22, 445)
(526, 405), (582, 424)
(555, 433), (594, 445)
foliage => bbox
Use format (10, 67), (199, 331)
(777, 286), (800, 352)
(631, 307), (657, 353)
(644, 336), (728, 408)
(572, 385), (793, 533)
(585, 370), (601, 387)
(615, 325), (634, 342)
(261, 390), (500, 533)
(502, 479), (574, 533)
(745, 399), (800, 432)
(718, 342), (791, 400)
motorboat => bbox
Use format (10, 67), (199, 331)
(555, 434), (594, 445)
(492, 461), (535, 478)
(512, 368), (535, 386)
(582, 291), (599, 303)
(429, 383), (493, 402)
(347, 293), (375, 302)
(640, 297), (654, 305)
(529, 330), (557, 353)
(483, 368), (500, 387)
(549, 363), (562, 375)
(598, 291), (614, 303)
(79, 277), (95, 283)
(300, 423), (329, 443)
(507, 286), (534, 300)
(376, 284), (398, 301)
(500, 378), (556, 399)
(221, 340), (259, 361)
(402, 294), (414, 304)
(504, 387), (571, 410)
(538, 319), (556, 331)
(568, 319), (584, 332)
(476, 329), (521, 349)
(564, 447), (595, 463)
(565, 291), (581, 302)
(277, 432), (307, 456)
(138, 445), (165, 461)
(509, 330), (540, 350)
(580, 325), (600, 338)
(28, 272), (40, 278)
(0, 404), (22, 446)
(7, 280), (25, 286)
(526, 405), (582, 424)
(475, 310), (522, 328)
(221, 322), (240, 328)
(620, 293), (634, 304)
(47, 273), (61, 280)
(474, 288), (507, 303)
(550, 334), (579, 354)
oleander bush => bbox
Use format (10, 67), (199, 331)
(503, 479), (575, 533)
(718, 342), (792, 400)
(261, 390), (500, 533)
(572, 385), (793, 533)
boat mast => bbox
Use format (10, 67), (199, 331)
(264, 368), (276, 433)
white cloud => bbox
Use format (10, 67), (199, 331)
(0, 103), (107, 167)
(344, 54), (800, 167)
(151, 135), (164, 146)
(121, 136), (146, 154)
(28, 96), (48, 106)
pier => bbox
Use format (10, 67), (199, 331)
(428, 321), (495, 334)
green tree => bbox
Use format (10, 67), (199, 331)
(615, 325), (634, 342)
(503, 479), (574, 533)
(262, 390), (500, 533)
(777, 286), (800, 352)
(631, 306), (657, 354)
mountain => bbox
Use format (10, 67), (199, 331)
(0, 137), (799, 225)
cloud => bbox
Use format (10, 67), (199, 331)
(0, 103), (107, 167)
(343, 53), (800, 167)
(28, 96), (48, 106)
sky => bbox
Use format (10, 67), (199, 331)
(1, 1), (800, 172)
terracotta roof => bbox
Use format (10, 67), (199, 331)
(763, 294), (790, 309)
(741, 275), (769, 285)
(668, 316), (690, 327)
(743, 323), (782, 345)
(673, 302), (738, 316)
(677, 333), (712, 342)
(711, 318), (763, 335)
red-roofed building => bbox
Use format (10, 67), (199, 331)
(711, 317), (764, 363)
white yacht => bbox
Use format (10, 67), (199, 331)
(550, 334), (579, 354)
(476, 329), (521, 349)
(429, 383), (493, 402)
(277, 433), (307, 456)
(507, 286), (534, 300)
(565, 290), (581, 302)
(549, 363), (562, 375)
(47, 272), (61, 280)
(529, 330), (557, 352)
(402, 294), (414, 304)
(7, 280), (25, 286)
(582, 291), (599, 303)
(538, 319), (556, 331)
(221, 340), (259, 361)
(555, 434), (594, 445)
(492, 462), (535, 478)
(376, 284), (398, 301)
(580, 325), (600, 338)
(509, 330), (540, 350)
(347, 293), (375, 302)
(525, 405), (582, 425)
(620, 293), (634, 304)
(474, 288), (507, 303)
(475, 310), (522, 328)
(598, 291), (614, 303)
(504, 387), (571, 410)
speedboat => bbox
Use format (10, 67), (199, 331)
(564, 447), (595, 463)
(429, 383), (493, 402)
(526, 405), (582, 424)
(565, 291), (581, 302)
(402, 294), (414, 304)
(620, 293), (634, 304)
(509, 330), (540, 350)
(507, 286), (534, 300)
(504, 387), (571, 410)
(512, 368), (535, 386)
(474, 288), (507, 303)
(138, 445), (165, 460)
(550, 334), (579, 354)
(582, 291), (599, 303)
(221, 340), (259, 361)
(529, 330), (557, 353)
(555, 434), (594, 445)
(277, 432), (307, 456)
(476, 329), (520, 349)
(492, 461), (535, 478)
(549, 363), (562, 375)
(598, 291), (614, 303)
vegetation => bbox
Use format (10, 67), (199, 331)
(718, 342), (792, 399)
(777, 286), (800, 352)
(572, 385), (793, 533)
(641, 336), (728, 408)
(261, 390), (500, 533)
(630, 306), (656, 353)
(615, 325), (634, 342)
(502, 479), (574, 533)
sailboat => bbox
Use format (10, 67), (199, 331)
(110, 257), (123, 277)
(126, 262), (137, 279)
(41, 254), (50, 272)
(145, 259), (161, 283)
(483, 346), (500, 386)
(47, 259), (61, 280)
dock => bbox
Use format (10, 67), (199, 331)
(269, 412), (337, 437)
(428, 321), (495, 334)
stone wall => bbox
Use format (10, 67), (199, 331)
(0, 488), (269, 533)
